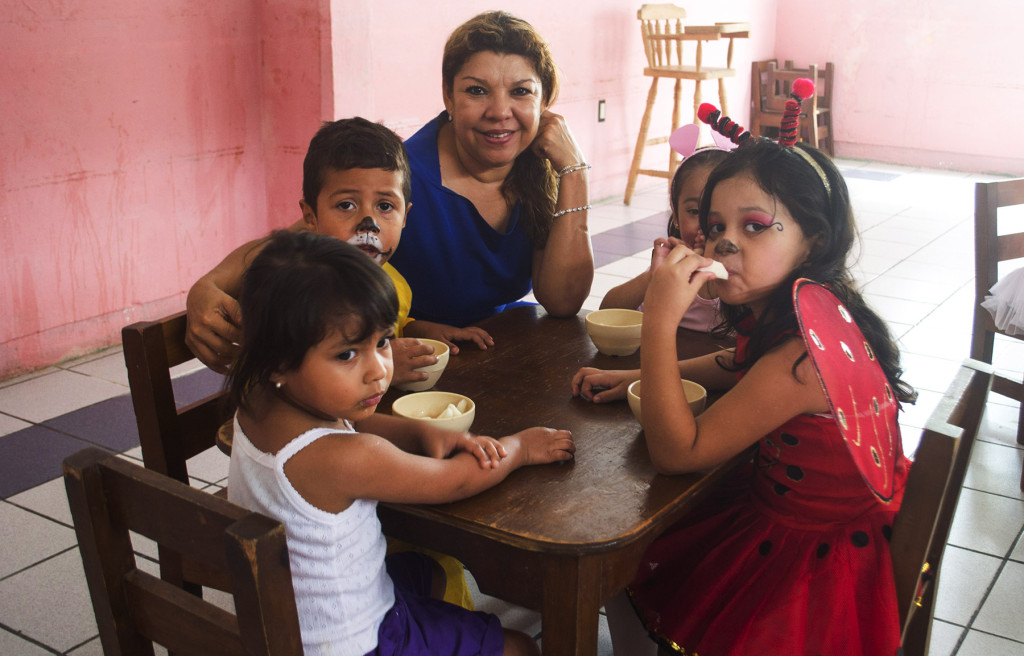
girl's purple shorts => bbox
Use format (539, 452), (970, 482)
(365, 552), (505, 656)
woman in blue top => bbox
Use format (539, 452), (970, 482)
(388, 11), (594, 327)
(186, 12), (593, 365)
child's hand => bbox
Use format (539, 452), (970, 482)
(571, 367), (639, 403)
(503, 426), (575, 465)
(645, 242), (716, 327)
(404, 320), (494, 355)
(421, 426), (508, 469)
(390, 337), (436, 386)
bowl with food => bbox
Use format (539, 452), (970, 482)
(391, 390), (475, 433)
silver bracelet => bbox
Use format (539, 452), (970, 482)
(556, 163), (591, 178)
(552, 204), (591, 218)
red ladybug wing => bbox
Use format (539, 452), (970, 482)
(793, 279), (901, 501)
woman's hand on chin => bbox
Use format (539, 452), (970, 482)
(531, 110), (584, 171)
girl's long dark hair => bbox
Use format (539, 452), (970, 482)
(699, 139), (916, 403)
(227, 231), (398, 410)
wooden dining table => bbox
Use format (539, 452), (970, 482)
(377, 305), (741, 656)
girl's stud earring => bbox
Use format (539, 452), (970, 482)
(447, 111), (453, 122)
(275, 381), (283, 390)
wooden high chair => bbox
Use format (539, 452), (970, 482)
(970, 178), (1024, 492)
(750, 59), (835, 156)
(623, 4), (750, 204)
(64, 447), (302, 655)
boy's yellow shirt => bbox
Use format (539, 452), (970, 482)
(382, 262), (413, 337)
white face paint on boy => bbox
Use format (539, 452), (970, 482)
(300, 167), (410, 266)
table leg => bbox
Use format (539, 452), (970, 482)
(540, 555), (602, 656)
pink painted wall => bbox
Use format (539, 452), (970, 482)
(774, 0), (1024, 174)
(328, 1), (777, 201)
(7, 0), (1018, 379)
(1, 0), (323, 378)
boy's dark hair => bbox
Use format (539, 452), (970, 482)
(699, 138), (916, 403)
(228, 231), (398, 409)
(668, 148), (731, 239)
(302, 117), (412, 211)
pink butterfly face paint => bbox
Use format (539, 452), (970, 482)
(703, 173), (813, 316)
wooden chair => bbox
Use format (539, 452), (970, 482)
(749, 59), (835, 156)
(122, 311), (236, 593)
(624, 4), (750, 204)
(890, 359), (994, 655)
(64, 447), (302, 655)
(971, 178), (1024, 493)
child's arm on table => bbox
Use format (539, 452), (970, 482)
(403, 320), (494, 355)
(285, 424), (575, 513)
(186, 219), (306, 372)
(356, 413), (506, 469)
(571, 349), (736, 403)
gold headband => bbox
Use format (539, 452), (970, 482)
(791, 147), (831, 198)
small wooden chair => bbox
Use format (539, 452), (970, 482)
(64, 447), (302, 655)
(890, 359), (994, 655)
(750, 59), (835, 156)
(624, 4), (750, 204)
(970, 178), (1024, 493)
(122, 311), (236, 593)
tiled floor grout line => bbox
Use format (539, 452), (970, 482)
(1, 498), (75, 529)
(0, 620), (61, 655)
(0, 544), (78, 585)
(950, 523), (1024, 655)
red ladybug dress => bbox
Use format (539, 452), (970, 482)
(627, 280), (910, 655)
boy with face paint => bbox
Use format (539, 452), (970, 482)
(299, 118), (493, 365)
(185, 117), (493, 387)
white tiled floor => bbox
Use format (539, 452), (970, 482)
(1, 159), (1023, 654)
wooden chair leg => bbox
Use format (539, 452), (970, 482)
(670, 79), (682, 175)
(1017, 378), (1024, 445)
(718, 78), (729, 120)
(806, 112), (820, 150)
(625, 77), (660, 206)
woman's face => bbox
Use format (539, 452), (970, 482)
(443, 50), (545, 171)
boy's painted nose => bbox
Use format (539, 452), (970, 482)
(357, 216), (381, 234)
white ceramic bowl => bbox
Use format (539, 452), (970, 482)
(585, 309), (644, 356)
(394, 339), (450, 392)
(391, 390), (476, 433)
(627, 379), (707, 424)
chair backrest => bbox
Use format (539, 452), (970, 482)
(636, 5), (749, 73)
(890, 359), (993, 655)
(758, 60), (821, 115)
(64, 447), (302, 655)
(637, 4), (689, 69)
(123, 311), (236, 592)
(122, 311), (234, 484)
(971, 178), (1024, 361)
